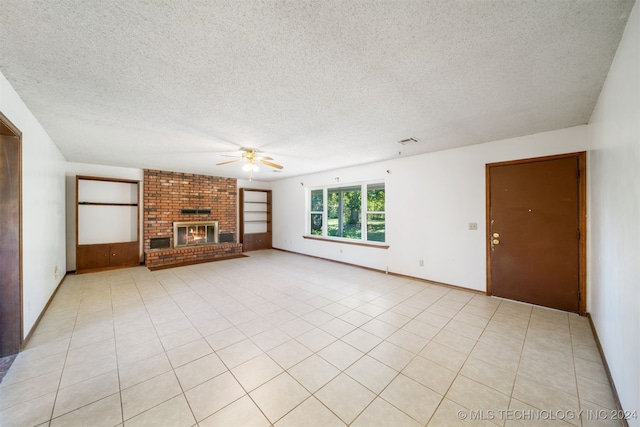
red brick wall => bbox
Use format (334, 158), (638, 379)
(143, 169), (242, 267)
(145, 244), (242, 270)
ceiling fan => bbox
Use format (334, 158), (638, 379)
(216, 148), (283, 179)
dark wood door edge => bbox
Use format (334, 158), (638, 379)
(0, 112), (23, 355)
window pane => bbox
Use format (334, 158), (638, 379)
(327, 190), (340, 237)
(310, 213), (323, 236)
(311, 189), (323, 212)
(367, 184), (385, 212)
(327, 187), (361, 239)
(342, 189), (361, 239)
(367, 213), (385, 242)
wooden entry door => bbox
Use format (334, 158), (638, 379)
(486, 153), (586, 314)
(0, 114), (22, 356)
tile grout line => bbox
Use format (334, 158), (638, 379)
(109, 272), (126, 427)
(45, 274), (83, 426)
(131, 268), (199, 425)
(421, 296), (504, 426)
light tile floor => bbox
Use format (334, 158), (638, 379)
(0, 250), (623, 426)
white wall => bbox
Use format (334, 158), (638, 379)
(65, 162), (143, 271)
(0, 72), (67, 338)
(587, 2), (639, 422)
(237, 179), (271, 191)
(271, 125), (588, 291)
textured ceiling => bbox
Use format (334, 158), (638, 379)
(0, 0), (635, 181)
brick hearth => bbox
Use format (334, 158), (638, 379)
(143, 169), (242, 269)
(145, 243), (243, 270)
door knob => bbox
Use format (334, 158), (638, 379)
(493, 233), (499, 238)
(492, 239), (500, 245)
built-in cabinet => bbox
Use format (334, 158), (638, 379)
(76, 176), (140, 273)
(240, 189), (272, 251)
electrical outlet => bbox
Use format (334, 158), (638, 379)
(469, 222), (478, 230)
(419, 259), (424, 267)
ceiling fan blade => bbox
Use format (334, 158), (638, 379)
(260, 159), (284, 169)
(216, 159), (240, 166)
(220, 154), (241, 158)
(255, 155), (273, 161)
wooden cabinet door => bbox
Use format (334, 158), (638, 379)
(109, 242), (139, 267)
(77, 244), (111, 271)
(242, 232), (273, 252)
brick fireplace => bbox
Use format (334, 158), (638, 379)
(143, 169), (243, 269)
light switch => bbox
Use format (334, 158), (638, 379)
(469, 222), (478, 230)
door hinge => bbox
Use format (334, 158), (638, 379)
(577, 229), (581, 240)
(576, 168), (581, 179)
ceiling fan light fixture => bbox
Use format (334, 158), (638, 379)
(216, 148), (283, 175)
(242, 162), (259, 172)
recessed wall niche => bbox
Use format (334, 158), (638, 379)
(75, 176), (140, 273)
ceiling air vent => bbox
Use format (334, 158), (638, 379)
(397, 137), (419, 145)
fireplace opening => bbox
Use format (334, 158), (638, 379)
(150, 237), (171, 249)
(173, 221), (219, 247)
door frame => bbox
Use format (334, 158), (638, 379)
(0, 111), (23, 353)
(485, 152), (587, 315)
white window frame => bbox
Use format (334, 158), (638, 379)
(306, 180), (385, 244)
(309, 189), (324, 237)
(365, 182), (386, 243)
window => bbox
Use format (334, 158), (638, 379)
(310, 189), (323, 236)
(328, 186), (361, 239)
(366, 183), (385, 242)
(308, 182), (385, 243)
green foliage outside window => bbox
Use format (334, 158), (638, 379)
(366, 184), (385, 242)
(328, 187), (361, 239)
(311, 190), (323, 212)
(310, 190), (323, 235)
(309, 182), (385, 242)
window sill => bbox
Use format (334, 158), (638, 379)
(303, 235), (389, 249)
